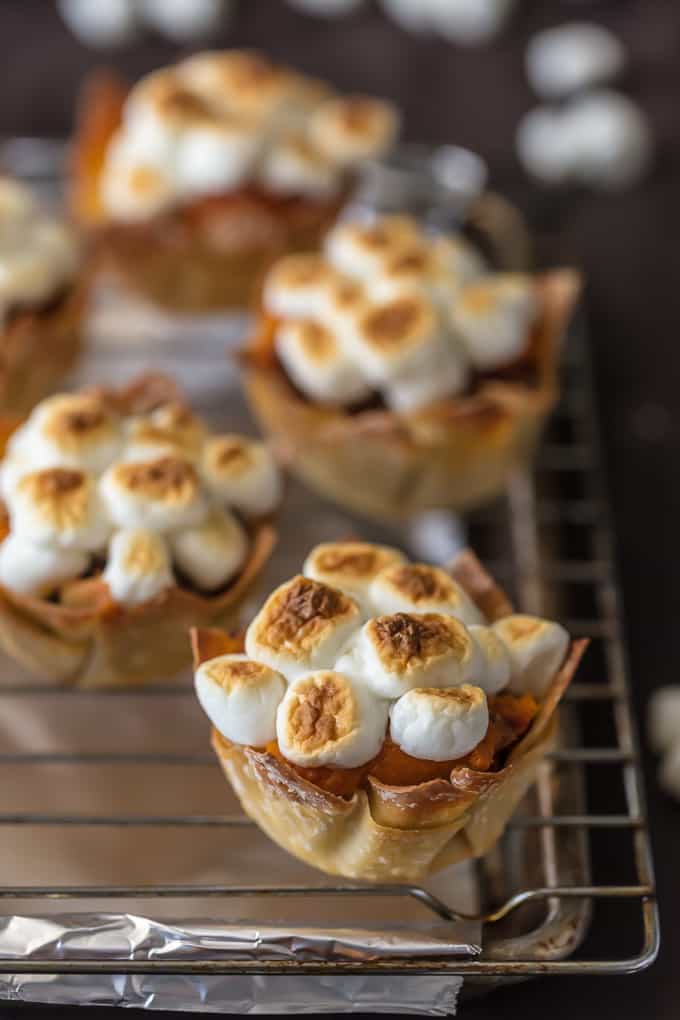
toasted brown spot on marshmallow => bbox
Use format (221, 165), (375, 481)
(115, 456), (199, 502)
(283, 672), (356, 754)
(122, 531), (168, 576)
(418, 684), (486, 707)
(369, 612), (468, 671)
(259, 576), (356, 653)
(503, 615), (544, 641)
(362, 297), (428, 349)
(382, 563), (459, 603)
(204, 436), (254, 479)
(20, 468), (90, 528)
(204, 657), (274, 691)
(43, 398), (112, 449)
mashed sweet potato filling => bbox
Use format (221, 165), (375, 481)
(265, 691), (539, 799)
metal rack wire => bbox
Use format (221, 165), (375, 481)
(0, 316), (658, 984)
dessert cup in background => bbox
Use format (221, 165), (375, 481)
(192, 541), (587, 882)
(244, 213), (580, 520)
(0, 176), (88, 415)
(71, 54), (399, 311)
(0, 375), (278, 688)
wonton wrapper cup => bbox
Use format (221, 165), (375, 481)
(244, 270), (581, 520)
(0, 375), (277, 689)
(71, 73), (349, 312)
(0, 276), (88, 417)
(192, 550), (588, 882)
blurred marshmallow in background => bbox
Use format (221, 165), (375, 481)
(518, 21), (653, 190)
(58, 0), (234, 48)
(380, 0), (516, 44)
(57, 0), (139, 48)
(526, 22), (626, 99)
(648, 687), (680, 801)
(517, 89), (653, 190)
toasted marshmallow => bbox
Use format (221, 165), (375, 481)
(467, 625), (511, 695)
(275, 319), (370, 406)
(125, 401), (208, 461)
(100, 455), (208, 532)
(453, 274), (537, 371)
(245, 575), (361, 681)
(262, 253), (334, 320)
(0, 452), (32, 502)
(309, 96), (398, 167)
(337, 612), (476, 699)
(175, 114), (262, 197)
(170, 507), (247, 591)
(0, 534), (89, 597)
(201, 435), (281, 517)
(276, 670), (388, 768)
(22, 394), (122, 476)
(259, 134), (341, 198)
(367, 243), (434, 303)
(316, 274), (368, 343)
(325, 216), (421, 280)
(384, 336), (469, 413)
(195, 654), (286, 747)
(427, 235), (487, 302)
(390, 684), (489, 762)
(493, 614), (569, 697)
(526, 22), (626, 100)
(100, 155), (176, 222)
(9, 468), (111, 552)
(0, 177), (36, 223)
(178, 50), (301, 125)
(346, 294), (445, 385)
(103, 527), (174, 607)
(303, 541), (406, 615)
(369, 563), (483, 626)
(647, 686), (680, 754)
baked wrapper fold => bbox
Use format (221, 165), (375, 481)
(0, 375), (276, 688)
(192, 550), (587, 882)
(71, 73), (348, 312)
(0, 277), (87, 417)
(244, 270), (581, 520)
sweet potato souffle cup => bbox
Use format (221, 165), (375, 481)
(0, 176), (88, 415)
(0, 375), (279, 688)
(70, 51), (399, 312)
(244, 214), (581, 520)
(192, 540), (587, 882)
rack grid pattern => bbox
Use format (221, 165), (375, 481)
(0, 327), (659, 979)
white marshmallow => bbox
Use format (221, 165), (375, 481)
(493, 614), (570, 697)
(245, 575), (361, 682)
(369, 562), (483, 625)
(0, 453), (32, 502)
(427, 0), (515, 45)
(659, 742), (680, 802)
(259, 134), (341, 198)
(276, 670), (388, 768)
(325, 217), (422, 281)
(275, 319), (370, 406)
(453, 274), (537, 371)
(379, 0), (431, 34)
(303, 541), (406, 615)
(526, 22), (626, 100)
(309, 96), (398, 167)
(0, 533), (89, 597)
(56, 0), (140, 49)
(103, 527), (174, 606)
(201, 435), (281, 517)
(316, 274), (369, 347)
(336, 611), (476, 699)
(175, 116), (262, 197)
(384, 335), (469, 412)
(263, 254), (335, 320)
(467, 625), (511, 695)
(100, 156), (176, 222)
(428, 235), (487, 300)
(19, 394), (122, 476)
(287, 0), (365, 15)
(8, 468), (111, 552)
(647, 686), (680, 754)
(100, 455), (208, 533)
(390, 684), (489, 762)
(170, 508), (247, 591)
(516, 107), (575, 186)
(195, 654), (286, 747)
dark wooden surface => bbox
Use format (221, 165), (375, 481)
(1, 1), (679, 1017)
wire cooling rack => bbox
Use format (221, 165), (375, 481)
(0, 317), (658, 992)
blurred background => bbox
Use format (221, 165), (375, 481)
(1, 1), (678, 1017)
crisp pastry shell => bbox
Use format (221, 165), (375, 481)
(0, 277), (87, 416)
(244, 270), (581, 520)
(0, 375), (277, 688)
(71, 73), (348, 312)
(193, 550), (588, 881)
